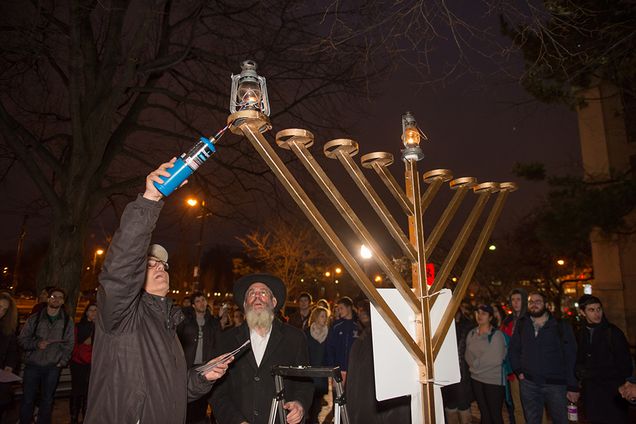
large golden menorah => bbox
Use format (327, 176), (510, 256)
(227, 109), (516, 423)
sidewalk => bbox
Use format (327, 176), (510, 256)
(6, 397), (636, 423)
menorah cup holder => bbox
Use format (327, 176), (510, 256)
(226, 110), (517, 424)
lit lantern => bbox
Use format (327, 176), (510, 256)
(230, 60), (270, 116)
(401, 111), (426, 161)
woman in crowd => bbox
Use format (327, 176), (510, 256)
(465, 304), (507, 424)
(490, 303), (505, 328)
(219, 303), (233, 331)
(232, 308), (244, 327)
(70, 302), (97, 423)
(0, 292), (18, 421)
(305, 306), (330, 424)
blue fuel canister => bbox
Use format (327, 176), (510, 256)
(154, 136), (217, 197)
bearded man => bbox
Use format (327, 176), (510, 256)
(508, 291), (578, 424)
(209, 274), (313, 424)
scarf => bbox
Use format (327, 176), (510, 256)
(310, 322), (328, 343)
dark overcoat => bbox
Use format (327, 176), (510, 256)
(177, 308), (220, 368)
(84, 195), (214, 424)
(209, 319), (313, 424)
(576, 319), (632, 423)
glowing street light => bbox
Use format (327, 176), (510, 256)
(488, 244), (496, 251)
(556, 259), (565, 266)
(92, 248), (105, 276)
(360, 244), (372, 259)
(186, 197), (209, 291)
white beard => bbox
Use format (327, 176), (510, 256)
(245, 308), (274, 330)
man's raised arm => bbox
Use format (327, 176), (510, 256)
(97, 160), (176, 333)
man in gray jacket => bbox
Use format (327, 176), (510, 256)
(18, 287), (74, 424)
(84, 159), (230, 424)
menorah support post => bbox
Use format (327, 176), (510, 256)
(433, 184), (517, 357)
(324, 142), (416, 262)
(420, 169), (452, 213)
(405, 159), (436, 424)
(429, 184), (496, 296)
(280, 136), (419, 312)
(363, 153), (414, 215)
(424, 177), (476, 258)
(228, 111), (427, 366)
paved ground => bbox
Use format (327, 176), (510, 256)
(5, 396), (636, 423)
(6, 397), (481, 423)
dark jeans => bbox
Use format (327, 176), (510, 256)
(519, 378), (567, 424)
(19, 364), (61, 424)
(470, 378), (504, 424)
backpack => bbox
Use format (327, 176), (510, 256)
(31, 308), (70, 339)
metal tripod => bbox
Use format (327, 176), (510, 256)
(268, 366), (349, 424)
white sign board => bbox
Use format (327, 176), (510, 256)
(370, 288), (460, 424)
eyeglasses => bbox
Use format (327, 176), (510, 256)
(246, 288), (272, 299)
(49, 295), (64, 300)
(528, 300), (544, 305)
(147, 258), (169, 270)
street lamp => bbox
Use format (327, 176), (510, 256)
(360, 244), (372, 259)
(556, 259), (565, 266)
(186, 197), (210, 291)
(92, 248), (104, 274)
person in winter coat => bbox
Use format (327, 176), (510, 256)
(575, 295), (633, 423)
(304, 306), (330, 424)
(209, 274), (313, 424)
(84, 160), (231, 424)
(0, 292), (19, 422)
(177, 291), (221, 424)
(508, 291), (579, 424)
(465, 304), (507, 424)
(345, 299), (411, 424)
(500, 288), (528, 424)
(442, 302), (475, 424)
(69, 302), (97, 423)
(325, 297), (358, 383)
(18, 287), (74, 424)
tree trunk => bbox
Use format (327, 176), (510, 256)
(37, 194), (91, 317)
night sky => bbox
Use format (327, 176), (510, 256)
(0, 64), (582, 258)
(0, 2), (584, 268)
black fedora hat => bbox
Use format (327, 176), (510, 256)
(233, 273), (287, 312)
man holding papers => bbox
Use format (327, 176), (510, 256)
(85, 160), (230, 424)
(210, 274), (313, 424)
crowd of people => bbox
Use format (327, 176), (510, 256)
(0, 161), (635, 424)
(442, 289), (636, 424)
